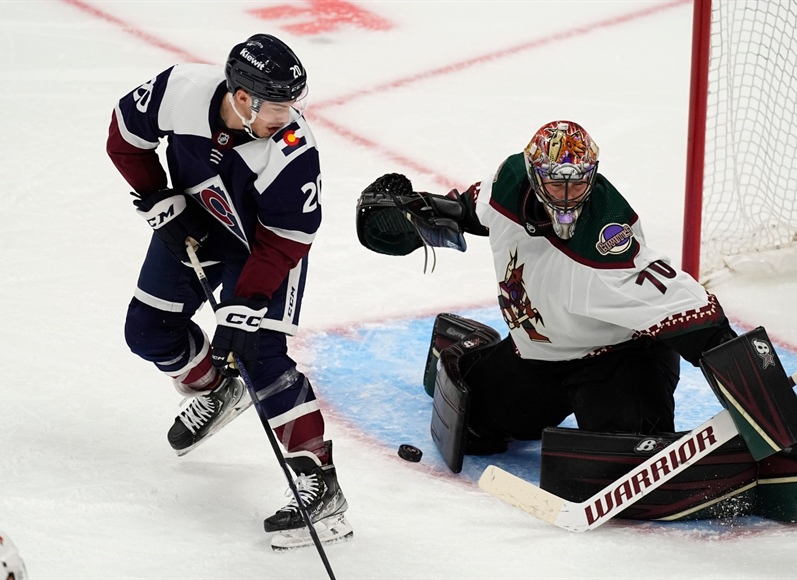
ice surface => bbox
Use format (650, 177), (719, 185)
(2, 1), (796, 578)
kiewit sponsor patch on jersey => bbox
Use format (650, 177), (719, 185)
(276, 127), (307, 156)
(596, 223), (634, 255)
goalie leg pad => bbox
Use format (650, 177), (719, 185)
(539, 427), (758, 521)
(430, 324), (501, 473)
(756, 451), (797, 522)
(423, 313), (501, 397)
(700, 327), (797, 460)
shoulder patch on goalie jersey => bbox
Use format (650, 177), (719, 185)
(547, 175), (641, 268)
(595, 223), (634, 256)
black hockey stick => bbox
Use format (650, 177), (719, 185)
(185, 241), (337, 580)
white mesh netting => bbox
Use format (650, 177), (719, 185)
(701, 1), (797, 280)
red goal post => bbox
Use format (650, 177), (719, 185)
(682, 0), (797, 284)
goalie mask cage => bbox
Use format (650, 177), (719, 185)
(683, 0), (797, 283)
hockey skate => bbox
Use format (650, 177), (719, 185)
(270, 513), (353, 551)
(167, 375), (252, 456)
(265, 441), (352, 551)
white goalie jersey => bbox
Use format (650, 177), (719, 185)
(473, 154), (724, 362)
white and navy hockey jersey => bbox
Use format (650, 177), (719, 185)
(474, 153), (725, 362)
(107, 63), (321, 303)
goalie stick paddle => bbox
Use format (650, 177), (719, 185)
(478, 409), (741, 532)
(185, 241), (338, 580)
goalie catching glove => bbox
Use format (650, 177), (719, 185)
(355, 173), (487, 256)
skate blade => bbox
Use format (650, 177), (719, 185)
(270, 514), (353, 551)
(173, 395), (253, 457)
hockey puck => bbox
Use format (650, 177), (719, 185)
(398, 444), (423, 462)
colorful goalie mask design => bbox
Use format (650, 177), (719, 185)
(524, 120), (600, 239)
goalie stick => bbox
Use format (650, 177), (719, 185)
(479, 369), (797, 532)
(478, 409), (738, 532)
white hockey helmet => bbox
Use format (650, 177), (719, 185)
(0, 532), (27, 580)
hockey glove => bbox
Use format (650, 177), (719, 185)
(356, 173), (488, 256)
(211, 297), (269, 372)
(133, 189), (209, 259)
(398, 184), (488, 237)
(356, 173), (423, 256)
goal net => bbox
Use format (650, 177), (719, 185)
(683, 0), (797, 283)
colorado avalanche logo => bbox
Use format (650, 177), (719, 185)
(498, 250), (550, 343)
(186, 177), (249, 249)
(596, 223), (634, 255)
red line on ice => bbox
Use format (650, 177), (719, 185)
(60, 0), (688, 189)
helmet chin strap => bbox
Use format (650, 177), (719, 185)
(227, 93), (261, 139)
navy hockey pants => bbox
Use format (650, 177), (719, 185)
(124, 235), (319, 425)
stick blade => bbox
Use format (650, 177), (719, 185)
(478, 465), (569, 527)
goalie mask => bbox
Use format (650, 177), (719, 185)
(523, 120), (600, 239)
(0, 532), (27, 580)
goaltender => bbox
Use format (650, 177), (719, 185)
(355, 120), (797, 522)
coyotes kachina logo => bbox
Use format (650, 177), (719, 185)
(498, 250), (550, 342)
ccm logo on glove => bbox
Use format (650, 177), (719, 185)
(216, 302), (269, 331)
(222, 312), (263, 329)
(140, 196), (186, 229)
(132, 189), (209, 259)
(211, 298), (269, 370)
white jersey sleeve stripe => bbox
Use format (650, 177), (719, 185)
(114, 105), (159, 149)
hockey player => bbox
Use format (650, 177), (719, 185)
(107, 34), (349, 545)
(356, 120), (739, 467)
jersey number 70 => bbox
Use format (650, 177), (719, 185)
(635, 260), (676, 294)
